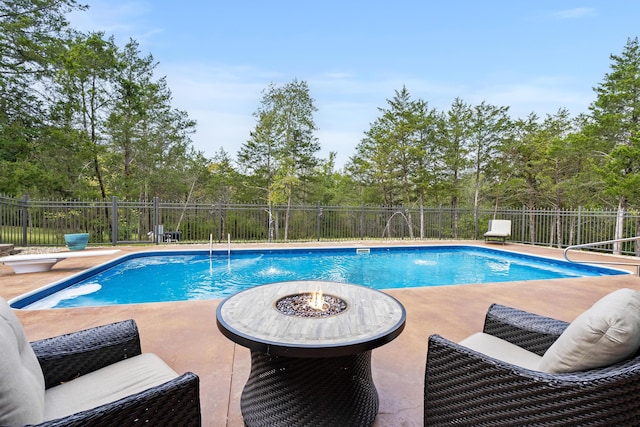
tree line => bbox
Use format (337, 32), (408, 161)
(3, 1), (640, 242)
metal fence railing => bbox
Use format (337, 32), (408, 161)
(2, 195), (640, 256)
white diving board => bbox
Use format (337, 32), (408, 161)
(0, 250), (120, 274)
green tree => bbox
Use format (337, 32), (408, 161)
(0, 0), (85, 196)
(237, 108), (280, 202)
(440, 98), (472, 210)
(348, 86), (437, 210)
(0, 0), (83, 76)
(496, 113), (543, 241)
(238, 79), (321, 240)
(348, 115), (399, 205)
(437, 98), (473, 237)
(104, 39), (154, 199)
(138, 105), (198, 201)
(409, 100), (441, 209)
(536, 110), (580, 246)
(104, 39), (196, 200)
(496, 111), (583, 244)
(467, 101), (511, 214)
(0, 3), (202, 202)
(306, 152), (358, 205)
(589, 37), (640, 252)
(52, 32), (118, 199)
(204, 148), (241, 203)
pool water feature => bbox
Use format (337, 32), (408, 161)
(11, 245), (628, 309)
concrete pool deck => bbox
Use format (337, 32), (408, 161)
(2, 240), (640, 426)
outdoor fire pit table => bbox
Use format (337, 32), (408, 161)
(216, 280), (406, 427)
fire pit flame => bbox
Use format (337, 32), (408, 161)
(309, 291), (326, 311)
(276, 292), (347, 318)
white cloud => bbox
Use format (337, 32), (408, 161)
(316, 129), (364, 170)
(188, 109), (254, 158)
(164, 63), (595, 169)
(68, 1), (160, 45)
(552, 8), (597, 20)
(66, 2), (599, 170)
(471, 76), (594, 118)
(171, 69), (378, 168)
(161, 66), (393, 167)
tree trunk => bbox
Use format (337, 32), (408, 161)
(613, 196), (626, 255)
(405, 210), (415, 239)
(420, 201), (424, 239)
(528, 203), (536, 245)
(556, 211), (562, 249)
(473, 160), (481, 225)
(284, 198), (291, 241)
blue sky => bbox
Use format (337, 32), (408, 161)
(69, 1), (640, 169)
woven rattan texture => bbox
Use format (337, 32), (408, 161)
(482, 303), (569, 356)
(241, 350), (379, 426)
(32, 320), (142, 388)
(424, 305), (640, 426)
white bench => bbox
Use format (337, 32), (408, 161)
(0, 250), (120, 274)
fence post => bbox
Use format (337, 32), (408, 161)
(218, 202), (223, 243)
(111, 197), (118, 246)
(577, 206), (582, 246)
(153, 197), (160, 245)
(420, 203), (424, 239)
(268, 202), (273, 243)
(401, 204), (405, 240)
(21, 195), (28, 246)
(438, 205), (442, 240)
(474, 206), (479, 240)
(521, 206), (526, 243)
(360, 203), (364, 240)
(317, 201), (322, 242)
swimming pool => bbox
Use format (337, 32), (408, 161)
(10, 245), (628, 309)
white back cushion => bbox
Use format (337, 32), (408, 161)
(0, 297), (45, 425)
(539, 288), (640, 373)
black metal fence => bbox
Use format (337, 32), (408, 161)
(1, 195), (639, 255)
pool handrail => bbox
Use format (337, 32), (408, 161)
(563, 236), (640, 276)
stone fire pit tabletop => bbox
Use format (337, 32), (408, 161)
(217, 280), (405, 349)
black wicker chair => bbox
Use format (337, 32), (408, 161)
(424, 303), (640, 426)
(0, 295), (201, 427)
(33, 320), (201, 426)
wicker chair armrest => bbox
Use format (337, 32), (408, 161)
(34, 372), (201, 427)
(482, 303), (569, 355)
(31, 319), (142, 389)
(425, 334), (640, 426)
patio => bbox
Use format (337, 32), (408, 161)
(2, 241), (639, 426)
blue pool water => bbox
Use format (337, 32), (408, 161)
(12, 245), (627, 309)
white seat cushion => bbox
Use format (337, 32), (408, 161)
(459, 332), (542, 370)
(484, 220), (511, 237)
(539, 288), (640, 373)
(44, 353), (178, 421)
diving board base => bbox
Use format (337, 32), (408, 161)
(0, 249), (120, 274)
(3, 259), (60, 274)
